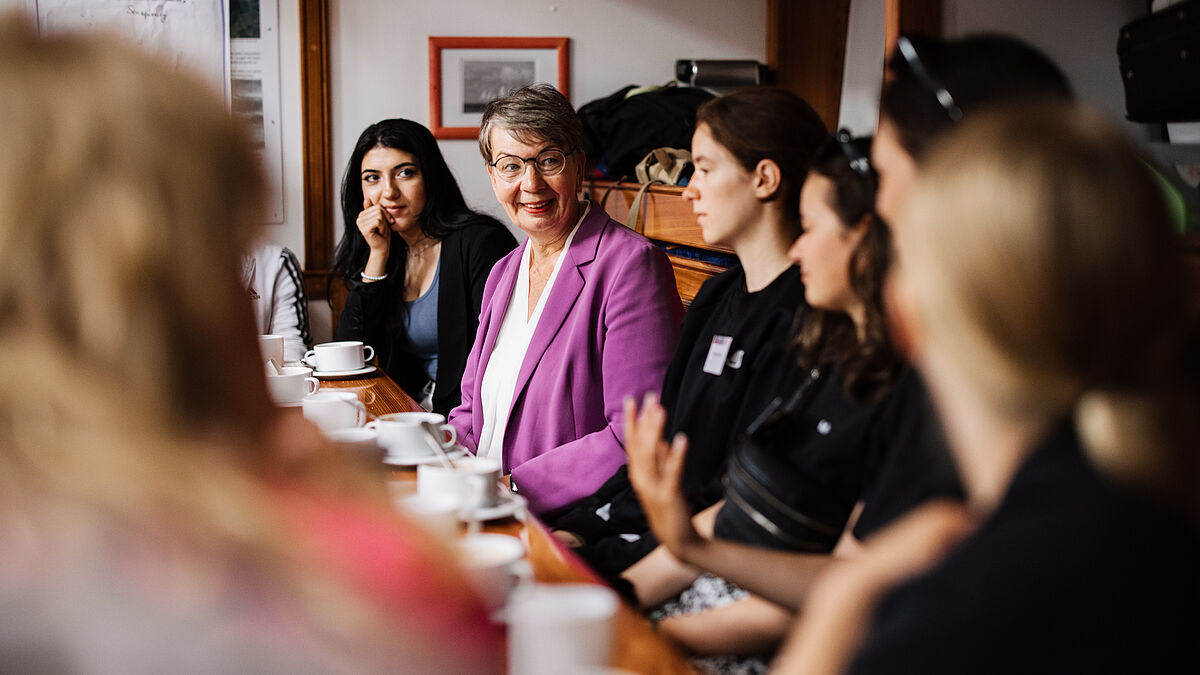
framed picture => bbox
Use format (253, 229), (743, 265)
(429, 36), (570, 140)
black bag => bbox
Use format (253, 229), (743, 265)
(577, 84), (713, 179)
(1118, 0), (1200, 122)
(713, 368), (855, 552)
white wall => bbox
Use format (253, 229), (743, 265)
(838, 0), (886, 135)
(835, 0), (1153, 139)
(329, 0), (768, 236)
(266, 0), (307, 259)
(943, 0), (1154, 139)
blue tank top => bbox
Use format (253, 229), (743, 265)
(402, 261), (439, 381)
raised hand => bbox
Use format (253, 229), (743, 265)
(623, 393), (700, 556)
(357, 196), (393, 277)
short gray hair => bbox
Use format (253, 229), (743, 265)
(477, 84), (584, 163)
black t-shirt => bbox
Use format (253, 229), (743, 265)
(660, 264), (807, 509)
(852, 370), (964, 540)
(849, 422), (1200, 674)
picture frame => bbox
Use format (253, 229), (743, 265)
(428, 36), (570, 140)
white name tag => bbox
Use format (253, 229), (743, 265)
(703, 335), (733, 375)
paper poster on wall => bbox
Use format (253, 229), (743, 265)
(34, 0), (229, 99)
(33, 0), (285, 224)
(230, 0), (284, 223)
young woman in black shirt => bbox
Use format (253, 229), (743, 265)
(778, 104), (1200, 675)
(624, 132), (904, 660)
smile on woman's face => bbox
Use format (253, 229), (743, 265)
(790, 173), (865, 315)
(486, 127), (583, 242)
(682, 123), (762, 249)
(872, 119), (919, 229)
(361, 146), (426, 235)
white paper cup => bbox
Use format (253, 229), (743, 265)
(302, 391), (367, 432)
(258, 334), (284, 368)
(507, 583), (619, 675)
(455, 533), (526, 611)
(417, 456), (502, 510)
(265, 365), (319, 404)
(303, 340), (374, 372)
(369, 411), (457, 459)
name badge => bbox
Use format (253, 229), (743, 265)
(703, 335), (733, 375)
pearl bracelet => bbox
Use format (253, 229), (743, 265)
(360, 271), (388, 282)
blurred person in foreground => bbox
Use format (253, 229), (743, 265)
(775, 105), (1200, 674)
(0, 15), (500, 673)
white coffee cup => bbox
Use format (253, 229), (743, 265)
(325, 426), (380, 451)
(258, 334), (284, 368)
(507, 583), (619, 675)
(455, 533), (526, 611)
(265, 365), (320, 405)
(396, 492), (461, 541)
(302, 391), (367, 432)
(417, 456), (503, 510)
(304, 341), (374, 373)
(369, 411), (457, 459)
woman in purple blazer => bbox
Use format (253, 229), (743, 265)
(448, 84), (683, 523)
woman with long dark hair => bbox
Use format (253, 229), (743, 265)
(624, 133), (906, 664)
(332, 119), (515, 414)
(778, 103), (1200, 675)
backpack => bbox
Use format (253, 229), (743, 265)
(577, 83), (714, 179)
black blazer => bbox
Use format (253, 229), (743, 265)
(336, 220), (517, 415)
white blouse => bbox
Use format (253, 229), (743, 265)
(476, 204), (589, 460)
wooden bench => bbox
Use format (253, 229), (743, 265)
(586, 179), (733, 307)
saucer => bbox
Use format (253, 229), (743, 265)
(460, 491), (526, 522)
(383, 447), (466, 467)
(274, 399), (305, 408)
(309, 365), (377, 379)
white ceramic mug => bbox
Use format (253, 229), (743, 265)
(507, 583), (619, 675)
(455, 533), (526, 611)
(396, 492), (461, 542)
(417, 456), (502, 510)
(304, 341), (374, 372)
(258, 334), (284, 368)
(302, 391), (367, 431)
(265, 365), (319, 405)
(325, 426), (380, 452)
(369, 412), (457, 459)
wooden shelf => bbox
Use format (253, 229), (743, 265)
(585, 180), (733, 256)
(586, 179), (732, 307)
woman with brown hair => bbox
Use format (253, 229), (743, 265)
(565, 88), (828, 580)
(0, 15), (499, 672)
(622, 131), (907, 665)
(776, 105), (1200, 675)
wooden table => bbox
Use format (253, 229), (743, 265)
(321, 369), (695, 674)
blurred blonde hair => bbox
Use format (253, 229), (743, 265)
(895, 104), (1197, 515)
(0, 14), (478, 671)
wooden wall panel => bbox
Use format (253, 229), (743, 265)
(766, 0), (852, 132)
(300, 0), (333, 300)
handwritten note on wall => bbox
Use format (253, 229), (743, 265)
(36, 0), (227, 95)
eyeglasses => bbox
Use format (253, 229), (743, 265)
(835, 128), (872, 178)
(896, 36), (963, 122)
(488, 147), (576, 182)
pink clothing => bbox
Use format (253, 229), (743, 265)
(450, 203), (683, 515)
(270, 486), (503, 672)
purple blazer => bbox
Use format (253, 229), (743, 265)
(449, 203), (683, 515)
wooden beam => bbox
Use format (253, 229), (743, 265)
(299, 0), (332, 300)
(766, 0), (852, 132)
(884, 0), (942, 61)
